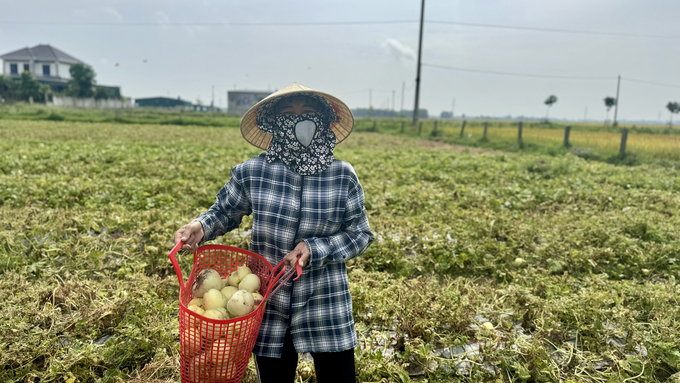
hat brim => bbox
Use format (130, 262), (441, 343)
(240, 84), (354, 150)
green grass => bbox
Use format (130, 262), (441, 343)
(2, 103), (678, 167)
(1, 120), (680, 382)
(0, 102), (242, 127)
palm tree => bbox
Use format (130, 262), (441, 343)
(604, 97), (616, 125)
(544, 95), (557, 120)
(667, 102), (680, 128)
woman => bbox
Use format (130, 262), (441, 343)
(174, 83), (374, 383)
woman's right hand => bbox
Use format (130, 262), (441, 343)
(174, 221), (205, 252)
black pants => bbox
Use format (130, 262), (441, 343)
(255, 329), (356, 383)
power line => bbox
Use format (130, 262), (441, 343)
(424, 63), (680, 89)
(422, 63), (614, 80)
(427, 20), (680, 40)
(622, 77), (680, 89)
(0, 20), (416, 27)
(1, 19), (679, 41)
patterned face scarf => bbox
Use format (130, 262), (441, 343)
(257, 94), (337, 176)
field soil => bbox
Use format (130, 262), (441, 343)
(1, 120), (679, 382)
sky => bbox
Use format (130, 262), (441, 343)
(1, 0), (679, 122)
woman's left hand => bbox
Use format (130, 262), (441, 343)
(283, 241), (310, 268)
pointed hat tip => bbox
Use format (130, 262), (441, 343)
(282, 82), (311, 91)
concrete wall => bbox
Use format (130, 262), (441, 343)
(50, 96), (132, 109)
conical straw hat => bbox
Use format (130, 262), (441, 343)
(240, 83), (354, 150)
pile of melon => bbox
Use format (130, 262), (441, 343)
(181, 266), (264, 380)
(188, 266), (264, 321)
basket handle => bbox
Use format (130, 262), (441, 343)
(168, 240), (186, 292)
(264, 255), (302, 299)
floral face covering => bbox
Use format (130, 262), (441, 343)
(256, 93), (338, 176)
(261, 112), (336, 176)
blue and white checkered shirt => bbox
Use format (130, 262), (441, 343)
(195, 153), (374, 357)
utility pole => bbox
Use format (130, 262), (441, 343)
(400, 82), (405, 117)
(226, 91), (229, 113)
(412, 0), (426, 125)
(451, 97), (455, 119)
(392, 90), (395, 113)
(613, 75), (621, 126)
(369, 89), (372, 109)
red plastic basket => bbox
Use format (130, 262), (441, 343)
(168, 241), (301, 383)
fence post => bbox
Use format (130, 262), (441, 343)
(401, 121), (405, 133)
(518, 121), (523, 147)
(459, 120), (467, 137)
(433, 120), (438, 135)
(619, 128), (628, 156)
(483, 121), (489, 141)
(564, 125), (571, 147)
(418, 122), (422, 135)
(372, 120), (377, 132)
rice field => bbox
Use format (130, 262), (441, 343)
(457, 124), (680, 160)
(354, 119), (680, 164)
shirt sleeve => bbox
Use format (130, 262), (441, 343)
(303, 174), (374, 267)
(194, 165), (252, 243)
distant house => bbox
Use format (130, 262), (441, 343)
(136, 96), (222, 112)
(0, 44), (120, 96)
(135, 96), (193, 109)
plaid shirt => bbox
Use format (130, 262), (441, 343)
(195, 153), (374, 357)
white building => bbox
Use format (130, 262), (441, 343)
(228, 90), (271, 116)
(1, 44), (84, 92)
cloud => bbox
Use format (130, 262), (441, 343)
(102, 7), (123, 23)
(382, 39), (416, 62)
(72, 9), (87, 18)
